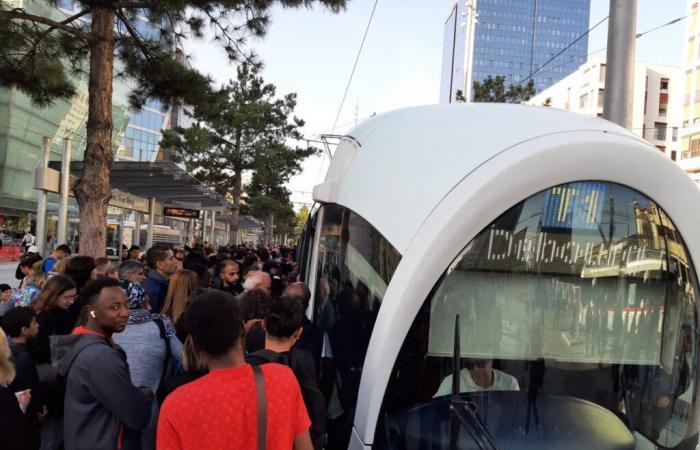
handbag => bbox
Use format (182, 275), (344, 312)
(252, 364), (267, 450)
(154, 318), (184, 392)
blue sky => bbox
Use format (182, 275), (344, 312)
(186, 0), (687, 206)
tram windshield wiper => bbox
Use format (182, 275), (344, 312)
(449, 315), (499, 450)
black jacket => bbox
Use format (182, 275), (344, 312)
(247, 348), (326, 450)
(0, 386), (40, 450)
(9, 343), (43, 417)
(54, 333), (152, 450)
(34, 308), (76, 364)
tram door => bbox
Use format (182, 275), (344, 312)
(372, 181), (699, 450)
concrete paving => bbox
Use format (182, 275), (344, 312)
(0, 261), (19, 288)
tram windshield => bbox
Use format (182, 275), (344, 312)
(375, 182), (699, 450)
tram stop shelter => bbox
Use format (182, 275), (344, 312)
(44, 160), (228, 250)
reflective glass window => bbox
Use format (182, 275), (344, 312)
(312, 204), (401, 449)
(375, 182), (698, 449)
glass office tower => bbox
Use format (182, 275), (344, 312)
(474, 0), (591, 93)
(0, 0), (169, 237)
(441, 0), (591, 101)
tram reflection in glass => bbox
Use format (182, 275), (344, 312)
(297, 104), (700, 450)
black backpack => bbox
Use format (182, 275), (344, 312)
(247, 349), (326, 450)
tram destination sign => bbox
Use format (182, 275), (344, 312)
(163, 207), (200, 219)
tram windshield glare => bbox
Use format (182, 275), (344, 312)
(375, 181), (698, 450)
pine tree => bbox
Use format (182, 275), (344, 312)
(163, 64), (316, 242)
(0, 0), (345, 256)
(471, 75), (536, 103)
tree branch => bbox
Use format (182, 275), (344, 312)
(0, 8), (94, 42)
(115, 9), (154, 61)
(19, 8), (91, 65)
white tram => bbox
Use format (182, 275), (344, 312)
(298, 104), (700, 450)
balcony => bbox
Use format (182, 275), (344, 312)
(653, 129), (667, 141)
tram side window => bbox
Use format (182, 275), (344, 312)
(374, 182), (698, 450)
(298, 209), (317, 282)
(313, 204), (401, 449)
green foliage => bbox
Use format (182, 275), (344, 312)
(0, 0), (346, 109)
(472, 76), (536, 103)
(163, 64), (317, 223)
(295, 204), (310, 237)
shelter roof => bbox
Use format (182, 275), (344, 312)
(48, 160), (228, 210)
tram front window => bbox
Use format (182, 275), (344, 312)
(375, 182), (698, 450)
(312, 204), (401, 449)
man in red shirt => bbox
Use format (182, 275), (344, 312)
(157, 291), (313, 450)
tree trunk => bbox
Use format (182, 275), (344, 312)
(229, 167), (242, 243)
(263, 212), (273, 247)
(73, 6), (115, 257)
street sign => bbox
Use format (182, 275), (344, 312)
(163, 207), (200, 219)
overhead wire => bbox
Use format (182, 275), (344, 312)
(515, 10), (696, 89)
(330, 0), (380, 134)
(512, 15), (609, 88)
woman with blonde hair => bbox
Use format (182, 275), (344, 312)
(161, 269), (199, 335)
(157, 335), (208, 405)
(0, 328), (40, 450)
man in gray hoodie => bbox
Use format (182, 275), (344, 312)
(54, 277), (153, 450)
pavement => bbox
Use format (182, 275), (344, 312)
(0, 261), (18, 287)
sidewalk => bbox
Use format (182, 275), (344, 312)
(0, 261), (18, 286)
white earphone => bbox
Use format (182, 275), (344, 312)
(90, 310), (96, 319)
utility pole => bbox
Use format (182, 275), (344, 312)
(57, 138), (72, 246)
(462, 0), (478, 102)
(603, 0), (637, 129)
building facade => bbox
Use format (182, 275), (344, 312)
(0, 0), (170, 253)
(440, 0), (591, 103)
(527, 56), (682, 160)
(678, 1), (700, 182)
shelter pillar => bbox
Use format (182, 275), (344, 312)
(133, 212), (141, 247)
(202, 210), (208, 245)
(210, 210), (216, 245)
(35, 137), (51, 255)
(118, 212), (125, 262)
(57, 138), (71, 245)
(146, 197), (156, 250)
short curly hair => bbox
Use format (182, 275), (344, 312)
(184, 290), (242, 356)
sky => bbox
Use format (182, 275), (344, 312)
(185, 0), (687, 209)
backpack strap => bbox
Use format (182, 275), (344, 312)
(153, 318), (173, 382)
(252, 365), (267, 450)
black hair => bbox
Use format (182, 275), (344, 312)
(257, 248), (270, 262)
(55, 244), (72, 255)
(128, 245), (141, 252)
(64, 256), (97, 290)
(19, 253), (42, 268)
(265, 296), (305, 339)
(239, 290), (270, 322)
(241, 254), (258, 269)
(0, 284), (10, 293)
(146, 245), (171, 270)
(1, 306), (35, 338)
(184, 290), (242, 356)
(187, 263), (211, 286)
(215, 259), (239, 277)
(183, 251), (208, 270)
(81, 277), (122, 306)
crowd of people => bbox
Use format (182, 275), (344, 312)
(0, 241), (325, 450)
